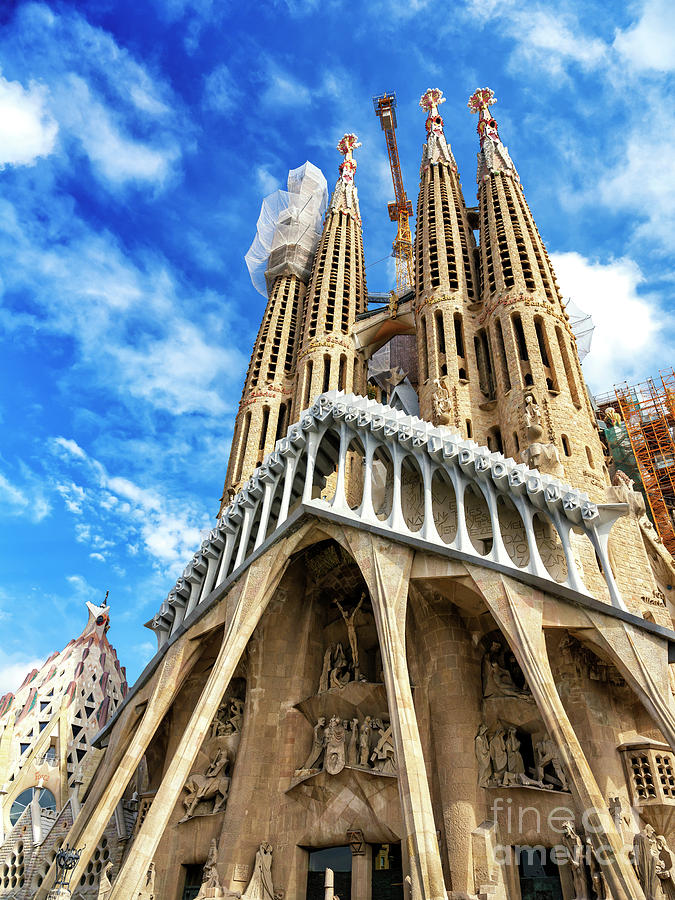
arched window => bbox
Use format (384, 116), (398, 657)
(466, 418), (473, 438)
(322, 355), (331, 393)
(420, 315), (429, 381)
(586, 446), (594, 468)
(303, 360), (313, 408)
(338, 355), (347, 391)
(561, 434), (571, 457)
(233, 411), (251, 483)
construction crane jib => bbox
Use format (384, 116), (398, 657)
(373, 92), (414, 295)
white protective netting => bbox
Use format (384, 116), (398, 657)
(565, 298), (595, 362)
(245, 161), (328, 296)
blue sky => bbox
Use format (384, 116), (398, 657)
(0, 0), (673, 691)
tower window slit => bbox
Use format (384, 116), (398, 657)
(555, 326), (581, 406)
(450, 177), (475, 299)
(259, 406), (270, 451)
(474, 328), (496, 399)
(513, 185), (555, 301)
(420, 315), (429, 381)
(491, 177), (513, 288)
(512, 313), (529, 361)
(303, 361), (313, 408)
(233, 411), (251, 484)
(438, 173), (458, 290)
(494, 318), (511, 391)
(534, 316), (559, 391)
(322, 355), (331, 393)
(275, 404), (287, 443)
(338, 355), (347, 391)
(435, 310), (445, 355)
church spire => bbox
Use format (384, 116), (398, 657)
(468, 87), (519, 184)
(291, 135), (367, 419)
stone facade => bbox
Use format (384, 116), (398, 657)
(29, 88), (675, 900)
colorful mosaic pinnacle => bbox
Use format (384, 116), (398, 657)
(337, 132), (361, 185)
(467, 86), (496, 115)
(419, 87), (445, 116)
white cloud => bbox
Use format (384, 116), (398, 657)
(261, 61), (311, 108)
(203, 64), (241, 115)
(256, 165), (281, 195)
(551, 251), (667, 389)
(0, 74), (57, 167)
(614, 0), (675, 72)
(0, 469), (51, 522)
(0, 653), (46, 695)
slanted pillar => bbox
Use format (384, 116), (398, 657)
(466, 566), (644, 900)
(344, 530), (446, 900)
(108, 544), (291, 899)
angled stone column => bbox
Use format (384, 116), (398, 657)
(343, 529), (446, 900)
(108, 542), (291, 900)
(465, 565), (645, 900)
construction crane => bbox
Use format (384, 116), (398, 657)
(373, 92), (414, 295)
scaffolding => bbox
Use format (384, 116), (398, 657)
(597, 369), (675, 555)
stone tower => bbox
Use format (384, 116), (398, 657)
(0, 600), (128, 897)
(414, 88), (480, 433)
(291, 134), (368, 422)
(220, 163), (328, 510)
(468, 88), (607, 496)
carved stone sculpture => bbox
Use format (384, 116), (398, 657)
(196, 838), (224, 899)
(561, 823), (589, 900)
(534, 736), (569, 790)
(431, 377), (453, 426)
(482, 641), (532, 701)
(521, 391), (565, 476)
(586, 838), (607, 900)
(241, 842), (275, 900)
(370, 720), (396, 774)
(347, 717), (359, 766)
(335, 593), (365, 678)
(319, 647), (332, 693)
(97, 862), (114, 900)
(329, 643), (351, 689)
(359, 716), (372, 767)
(297, 717), (326, 774)
(489, 727), (508, 783)
(633, 826), (661, 900)
(475, 724), (492, 788)
(505, 727), (525, 780)
(182, 746), (231, 820)
(656, 834), (675, 900)
(324, 715), (346, 775)
(136, 863), (155, 900)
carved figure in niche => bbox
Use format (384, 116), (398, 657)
(97, 862), (114, 900)
(534, 736), (569, 791)
(370, 720), (396, 774)
(475, 724), (492, 788)
(632, 826), (661, 900)
(347, 717), (359, 766)
(505, 727), (525, 779)
(329, 643), (351, 689)
(482, 641), (532, 701)
(524, 392), (542, 438)
(182, 748), (231, 820)
(388, 290), (399, 319)
(489, 727), (508, 783)
(359, 716), (372, 767)
(297, 717), (326, 773)
(335, 593), (365, 678)
(136, 863), (155, 900)
(586, 838), (607, 900)
(561, 823), (589, 900)
(319, 647), (332, 693)
(521, 391), (565, 476)
(432, 377), (453, 427)
(241, 842), (275, 900)
(196, 838), (224, 899)
(324, 715), (346, 775)
(655, 835), (675, 900)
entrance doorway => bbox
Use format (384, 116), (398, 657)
(372, 842), (404, 899)
(181, 863), (204, 900)
(307, 846), (352, 900)
(518, 848), (563, 900)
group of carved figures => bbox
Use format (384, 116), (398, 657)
(474, 722), (569, 791)
(560, 822), (608, 900)
(633, 825), (675, 900)
(97, 841), (280, 900)
(182, 694), (244, 821)
(482, 640), (532, 702)
(296, 713), (396, 777)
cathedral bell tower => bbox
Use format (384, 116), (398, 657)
(413, 89), (480, 434)
(219, 163), (328, 513)
(468, 87), (607, 496)
(291, 134), (368, 421)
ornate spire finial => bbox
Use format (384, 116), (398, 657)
(419, 88), (455, 169)
(337, 133), (361, 184)
(332, 133), (362, 213)
(468, 87), (518, 183)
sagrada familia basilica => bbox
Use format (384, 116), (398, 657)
(3, 87), (675, 900)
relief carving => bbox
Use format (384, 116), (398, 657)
(475, 720), (569, 791)
(295, 714), (396, 778)
(180, 691), (244, 822)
